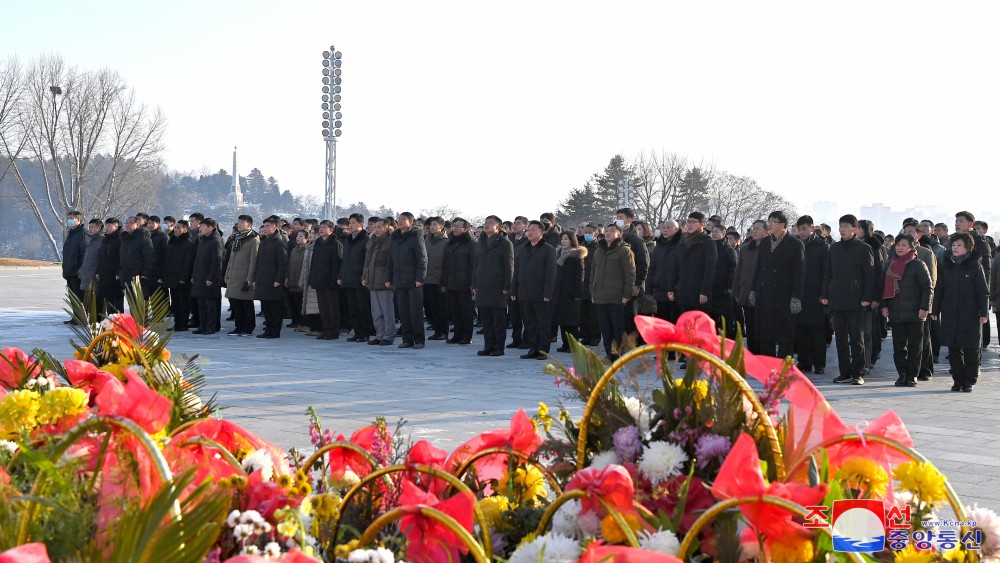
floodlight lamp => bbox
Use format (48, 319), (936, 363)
(322, 128), (331, 136)
(333, 85), (341, 94)
(334, 60), (342, 68)
(323, 120), (330, 128)
(334, 68), (342, 76)
(334, 111), (342, 119)
(334, 129), (342, 136)
(322, 77), (330, 85)
(333, 94), (342, 102)
(334, 77), (342, 85)
(323, 68), (331, 76)
(322, 94), (330, 102)
(334, 120), (342, 128)
(322, 86), (330, 93)
(321, 102), (330, 110)
(333, 102), (342, 111)
(322, 59), (330, 67)
(330, 44), (336, 51)
(323, 50), (331, 58)
(334, 51), (342, 59)
(323, 111), (331, 119)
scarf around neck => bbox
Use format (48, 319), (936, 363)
(883, 250), (916, 300)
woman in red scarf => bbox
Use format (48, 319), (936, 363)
(877, 234), (932, 387)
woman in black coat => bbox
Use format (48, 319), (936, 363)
(554, 232), (587, 352)
(191, 223), (224, 334)
(878, 235), (932, 387)
(932, 232), (989, 392)
(163, 226), (196, 331)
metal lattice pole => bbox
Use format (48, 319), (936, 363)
(321, 46), (343, 220)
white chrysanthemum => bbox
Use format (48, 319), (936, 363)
(232, 523), (254, 540)
(372, 547), (395, 563)
(180, 391), (203, 416)
(589, 450), (619, 471)
(577, 511), (601, 537)
(263, 542), (282, 558)
(638, 529), (680, 555)
(552, 499), (582, 538)
(226, 509), (241, 527)
(347, 550), (370, 563)
(0, 440), (19, 455)
(242, 450), (274, 481)
(623, 396), (651, 434)
(967, 503), (1000, 556)
(638, 441), (687, 485)
(241, 545), (260, 555)
(26, 378), (37, 389)
(240, 509), (264, 524)
(508, 533), (580, 563)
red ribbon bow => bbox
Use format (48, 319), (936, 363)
(565, 464), (637, 517)
(445, 409), (542, 485)
(397, 478), (476, 563)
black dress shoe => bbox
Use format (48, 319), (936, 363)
(951, 384), (962, 392)
(256, 333), (268, 338)
(379, 339), (394, 346)
(413, 342), (425, 349)
(520, 351), (539, 359)
(814, 367), (825, 375)
(368, 339), (381, 345)
(266, 334), (279, 339)
(459, 340), (471, 345)
(962, 386), (974, 392)
(904, 380), (917, 387)
(476, 329), (485, 334)
(398, 342), (414, 349)
(894, 378), (906, 387)
(556, 346), (570, 353)
(477, 350), (491, 356)
(192, 330), (207, 334)
(428, 334), (447, 341)
(173, 327), (188, 332)
(286, 323), (298, 328)
(489, 350), (504, 356)
(518, 343), (532, 350)
(917, 375), (932, 381)
(506, 342), (522, 349)
(225, 316), (234, 321)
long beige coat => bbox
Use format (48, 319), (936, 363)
(299, 242), (320, 315)
(224, 234), (259, 300)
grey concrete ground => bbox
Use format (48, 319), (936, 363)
(1, 266), (997, 510)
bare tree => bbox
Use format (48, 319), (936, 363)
(0, 54), (166, 260)
(704, 172), (798, 233)
(0, 56), (26, 187)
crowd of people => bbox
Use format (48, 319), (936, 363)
(59, 206), (996, 393)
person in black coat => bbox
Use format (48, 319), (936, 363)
(794, 217), (830, 374)
(253, 218), (289, 338)
(506, 217), (531, 348)
(578, 227), (602, 347)
(752, 210), (805, 360)
(710, 224), (738, 338)
(877, 234), (932, 387)
(475, 216), (514, 356)
(554, 232), (587, 353)
(933, 232), (989, 392)
(950, 211), (992, 350)
(148, 215), (169, 298)
(441, 219), (478, 345)
(96, 219), (123, 315)
(310, 220), (345, 340)
(163, 221), (196, 331)
(511, 220), (557, 359)
(338, 215), (373, 342)
(617, 208), (651, 338)
(667, 212), (717, 315)
(859, 219), (887, 370)
(822, 214), (875, 384)
(191, 219), (224, 334)
(386, 213), (428, 348)
(119, 216), (155, 299)
(648, 221), (682, 324)
(62, 211), (89, 312)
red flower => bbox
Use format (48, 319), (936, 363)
(712, 434), (828, 545)
(327, 424), (379, 480)
(643, 475), (715, 533)
(396, 478), (475, 563)
(0, 347), (41, 390)
(0, 543), (51, 562)
(445, 409), (542, 484)
(222, 548), (320, 563)
(93, 368), (172, 434)
(580, 541), (682, 562)
(103, 313), (147, 340)
(405, 439), (450, 494)
(246, 468), (301, 522)
(565, 464), (636, 517)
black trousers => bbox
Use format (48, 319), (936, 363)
(890, 321), (924, 380)
(983, 318), (992, 348)
(339, 288), (350, 330)
(198, 297), (221, 333)
(480, 306), (507, 353)
(520, 300), (552, 353)
(447, 288), (474, 342)
(508, 297), (524, 345)
(596, 303), (626, 358)
(580, 299), (601, 345)
(65, 275), (84, 303)
(711, 294), (736, 338)
(559, 325), (579, 348)
(288, 291), (303, 326)
(949, 346), (980, 388)
(260, 299), (283, 336)
(99, 286), (125, 316)
(230, 298), (256, 334)
(654, 299), (678, 323)
(918, 319), (934, 378)
(344, 287), (373, 338)
(742, 304), (760, 354)
(832, 309), (866, 376)
(795, 323), (827, 370)
(397, 286), (425, 344)
(424, 284), (449, 335)
(189, 295), (200, 327)
(316, 287), (341, 337)
(169, 285), (191, 330)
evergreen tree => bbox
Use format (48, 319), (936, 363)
(674, 167), (711, 218)
(557, 179), (607, 227)
(244, 168), (268, 203)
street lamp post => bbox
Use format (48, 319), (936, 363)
(321, 46), (343, 220)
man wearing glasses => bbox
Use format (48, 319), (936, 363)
(751, 211), (805, 360)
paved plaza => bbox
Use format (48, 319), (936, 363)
(1, 266), (997, 510)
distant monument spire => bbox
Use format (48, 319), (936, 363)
(230, 146), (244, 210)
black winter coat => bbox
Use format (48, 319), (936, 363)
(150, 228), (169, 281)
(338, 230), (369, 288)
(623, 228), (650, 286)
(119, 228), (154, 287)
(878, 257), (931, 323)
(163, 231), (195, 289)
(943, 232), (992, 289)
(554, 247), (586, 326)
(96, 230), (122, 294)
(442, 232), (477, 291)
(542, 224), (563, 249)
(253, 233), (289, 301)
(799, 234), (830, 327)
(753, 233), (805, 341)
(933, 256), (989, 348)
(581, 240), (599, 300)
(667, 231), (717, 307)
(822, 237), (874, 310)
(475, 232), (514, 308)
(648, 232), (681, 301)
(387, 227), (428, 288)
(712, 239), (737, 301)
(309, 235), (343, 290)
(512, 240), (557, 302)
(191, 231), (224, 299)
(62, 225), (88, 278)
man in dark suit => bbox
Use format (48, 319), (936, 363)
(752, 210), (805, 360)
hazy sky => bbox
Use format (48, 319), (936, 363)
(6, 1), (999, 222)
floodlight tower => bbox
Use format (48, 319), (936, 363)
(321, 46), (343, 220)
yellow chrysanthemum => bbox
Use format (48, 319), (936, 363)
(277, 520), (298, 538)
(600, 512), (642, 544)
(159, 348), (171, 362)
(674, 378), (709, 403)
(769, 538), (814, 563)
(35, 387), (88, 425)
(296, 482), (312, 497)
(942, 548), (967, 563)
(894, 545), (937, 563)
(294, 470), (308, 485)
(534, 402), (553, 433)
(277, 474), (293, 489)
(100, 362), (132, 380)
(838, 457), (890, 498)
(498, 466), (548, 506)
(893, 461), (948, 507)
(334, 539), (360, 559)
(477, 495), (511, 526)
(0, 389), (41, 435)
